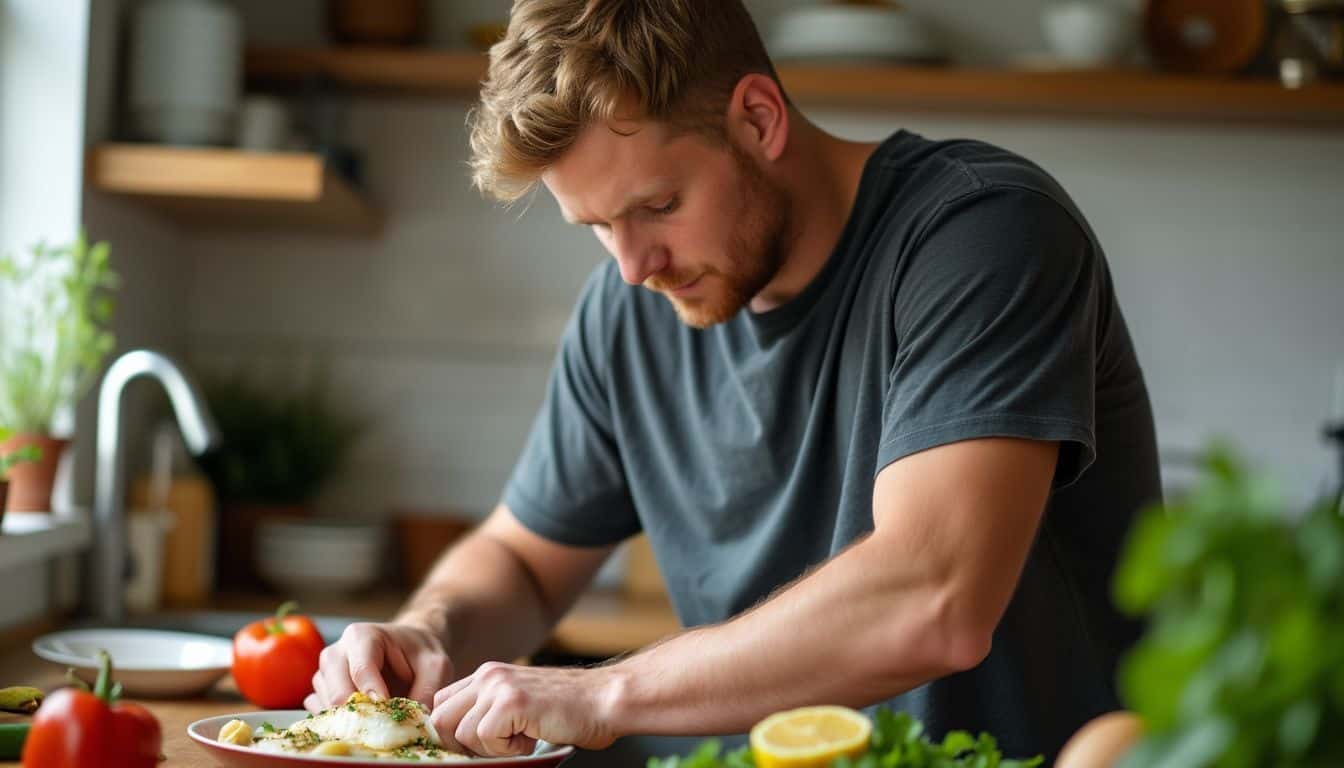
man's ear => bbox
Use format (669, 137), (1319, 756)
(725, 73), (789, 164)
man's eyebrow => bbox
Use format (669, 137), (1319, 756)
(563, 188), (670, 226)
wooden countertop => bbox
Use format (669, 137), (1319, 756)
(0, 620), (251, 767)
(0, 591), (681, 765)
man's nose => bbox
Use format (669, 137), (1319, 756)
(609, 223), (667, 285)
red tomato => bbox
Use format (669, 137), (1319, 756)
(22, 651), (162, 768)
(232, 600), (325, 708)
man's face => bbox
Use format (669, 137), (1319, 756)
(543, 118), (791, 328)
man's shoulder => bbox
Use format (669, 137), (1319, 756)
(862, 132), (1090, 254)
(875, 132), (1063, 198)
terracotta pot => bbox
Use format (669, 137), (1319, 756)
(215, 502), (310, 591)
(1, 434), (70, 513)
(393, 510), (473, 588)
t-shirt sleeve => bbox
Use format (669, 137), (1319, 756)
(879, 186), (1098, 489)
(502, 265), (641, 547)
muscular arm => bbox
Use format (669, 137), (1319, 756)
(600, 437), (1057, 735)
(395, 506), (615, 675)
(428, 438), (1057, 753)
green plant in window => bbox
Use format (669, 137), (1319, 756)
(0, 232), (118, 433)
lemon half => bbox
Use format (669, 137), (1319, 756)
(749, 705), (872, 768)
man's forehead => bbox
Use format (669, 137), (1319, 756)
(544, 121), (689, 223)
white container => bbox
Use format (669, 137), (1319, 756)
(129, 0), (243, 145)
(125, 508), (172, 614)
(255, 518), (385, 597)
(236, 95), (291, 152)
(769, 5), (944, 63)
(1041, 1), (1138, 67)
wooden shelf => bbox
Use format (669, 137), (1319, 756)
(246, 46), (1344, 126)
(87, 143), (381, 235)
(249, 46), (488, 97)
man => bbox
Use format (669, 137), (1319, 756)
(308, 0), (1161, 762)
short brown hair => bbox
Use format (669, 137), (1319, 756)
(468, 0), (780, 202)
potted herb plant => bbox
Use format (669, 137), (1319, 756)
(0, 233), (118, 513)
(196, 372), (361, 590)
(0, 427), (42, 528)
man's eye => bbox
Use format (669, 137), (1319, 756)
(650, 197), (678, 215)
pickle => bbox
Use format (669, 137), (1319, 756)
(0, 686), (42, 714)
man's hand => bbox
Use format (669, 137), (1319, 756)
(305, 622), (455, 712)
(430, 662), (619, 757)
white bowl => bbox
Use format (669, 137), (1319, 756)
(33, 628), (232, 697)
(1041, 1), (1138, 66)
(769, 5), (944, 63)
(256, 519), (385, 596)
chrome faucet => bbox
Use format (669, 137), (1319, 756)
(93, 349), (220, 622)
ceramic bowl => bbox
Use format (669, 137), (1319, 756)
(255, 518), (385, 596)
(769, 5), (944, 63)
(1042, 1), (1138, 66)
(33, 628), (232, 697)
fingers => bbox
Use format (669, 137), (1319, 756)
(453, 699), (491, 757)
(303, 693), (323, 714)
(479, 698), (537, 757)
(344, 629), (392, 701)
(431, 682), (478, 756)
(433, 673), (474, 709)
(408, 651), (455, 709)
(315, 644), (356, 708)
(311, 622), (454, 715)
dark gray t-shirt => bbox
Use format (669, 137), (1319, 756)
(504, 130), (1160, 762)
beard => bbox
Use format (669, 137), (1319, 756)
(646, 148), (791, 329)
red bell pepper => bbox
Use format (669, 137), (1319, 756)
(22, 650), (162, 768)
(232, 600), (325, 709)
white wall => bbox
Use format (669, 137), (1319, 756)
(174, 1), (1344, 519)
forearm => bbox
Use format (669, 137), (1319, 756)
(599, 532), (985, 736)
(394, 530), (553, 676)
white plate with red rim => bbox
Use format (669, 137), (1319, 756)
(187, 710), (576, 766)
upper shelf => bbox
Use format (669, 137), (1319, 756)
(246, 46), (1344, 127)
(87, 143), (381, 235)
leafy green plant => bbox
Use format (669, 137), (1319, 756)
(0, 232), (118, 433)
(0, 427), (41, 477)
(648, 708), (1042, 767)
(196, 373), (362, 506)
(1114, 444), (1344, 767)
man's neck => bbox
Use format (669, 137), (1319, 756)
(748, 117), (879, 313)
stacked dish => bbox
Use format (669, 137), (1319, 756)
(255, 518), (385, 597)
